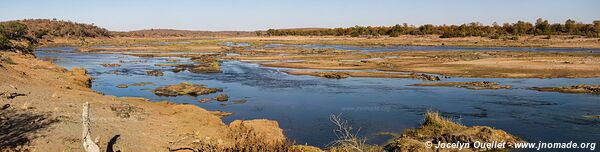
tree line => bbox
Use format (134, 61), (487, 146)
(264, 18), (600, 39)
(0, 19), (111, 53)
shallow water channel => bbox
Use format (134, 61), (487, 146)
(36, 47), (600, 147)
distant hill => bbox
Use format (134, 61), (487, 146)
(114, 29), (257, 37)
(13, 19), (112, 38)
(1, 19), (111, 53)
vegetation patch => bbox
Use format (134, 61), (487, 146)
(265, 19), (600, 38)
(1, 19), (110, 54)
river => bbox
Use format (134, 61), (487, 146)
(35, 46), (600, 147)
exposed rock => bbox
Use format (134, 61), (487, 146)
(71, 67), (87, 75)
(198, 98), (212, 103)
(412, 81), (511, 90)
(172, 67), (186, 73)
(188, 62), (221, 73)
(188, 54), (222, 73)
(100, 63), (121, 67)
(286, 70), (447, 80)
(152, 82), (221, 96)
(410, 73), (441, 81)
(209, 110), (233, 118)
(215, 94), (229, 102)
(110, 103), (144, 118)
(190, 54), (221, 63)
(70, 67), (92, 88)
(384, 112), (524, 152)
(316, 72), (350, 79)
(532, 84), (600, 94)
(228, 119), (285, 145)
(146, 70), (164, 76)
(116, 84), (128, 88)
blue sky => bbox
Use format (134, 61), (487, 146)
(1, 0), (599, 31)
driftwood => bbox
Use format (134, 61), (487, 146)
(82, 102), (100, 152)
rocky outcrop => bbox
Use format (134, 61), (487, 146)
(228, 119), (285, 145)
(152, 82), (221, 96)
(409, 73), (442, 81)
(412, 81), (511, 90)
(210, 110), (233, 118)
(215, 94), (229, 102)
(384, 112), (524, 152)
(172, 67), (186, 73)
(188, 54), (222, 73)
(146, 70), (164, 76)
(285, 70), (445, 81)
(316, 72), (350, 79)
(100, 63), (121, 67)
(532, 84), (600, 94)
(188, 62), (221, 73)
(70, 67), (92, 88)
(198, 98), (212, 103)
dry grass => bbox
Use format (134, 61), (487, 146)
(417, 111), (467, 136)
(171, 127), (295, 152)
(385, 111), (524, 152)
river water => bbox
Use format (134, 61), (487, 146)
(35, 46), (600, 147)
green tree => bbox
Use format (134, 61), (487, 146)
(514, 21), (533, 35)
(534, 18), (551, 35)
(594, 20), (600, 37)
(0, 34), (11, 50)
(0, 22), (28, 40)
(565, 19), (577, 34)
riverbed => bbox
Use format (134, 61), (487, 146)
(35, 47), (600, 147)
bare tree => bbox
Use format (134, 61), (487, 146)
(327, 113), (369, 152)
(82, 102), (100, 152)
